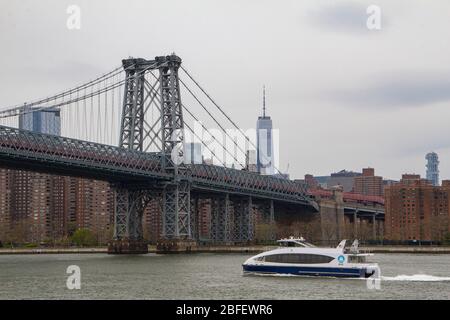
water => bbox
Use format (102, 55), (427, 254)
(0, 253), (449, 299)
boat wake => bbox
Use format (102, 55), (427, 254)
(244, 272), (450, 282)
(381, 274), (450, 282)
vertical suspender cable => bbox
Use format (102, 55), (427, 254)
(104, 77), (108, 144)
(97, 83), (101, 143)
(83, 87), (87, 140)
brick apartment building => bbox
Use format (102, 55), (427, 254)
(73, 178), (114, 244)
(354, 168), (383, 197)
(7, 171), (66, 243)
(0, 169), (115, 244)
(385, 174), (450, 241)
(0, 169), (12, 241)
(143, 198), (163, 243)
(0, 171), (177, 245)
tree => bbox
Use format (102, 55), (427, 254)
(71, 228), (97, 247)
(67, 221), (78, 237)
(443, 232), (450, 246)
(255, 223), (276, 244)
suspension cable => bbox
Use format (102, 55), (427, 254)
(0, 60), (162, 119)
(180, 65), (283, 175)
(183, 121), (227, 168)
(178, 78), (248, 161)
(182, 104), (245, 169)
(147, 70), (245, 168)
(0, 66), (125, 116)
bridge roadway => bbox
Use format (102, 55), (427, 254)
(0, 125), (316, 209)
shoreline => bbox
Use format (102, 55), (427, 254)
(1, 245), (450, 255)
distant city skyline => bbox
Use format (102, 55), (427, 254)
(306, 155), (439, 188)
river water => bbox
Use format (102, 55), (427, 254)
(0, 253), (449, 299)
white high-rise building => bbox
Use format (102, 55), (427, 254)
(256, 86), (274, 175)
(185, 142), (203, 165)
(246, 150), (257, 173)
(426, 152), (439, 186)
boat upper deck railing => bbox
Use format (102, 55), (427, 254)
(277, 237), (317, 248)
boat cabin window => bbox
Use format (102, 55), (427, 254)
(264, 254), (334, 264)
(348, 255), (367, 263)
(280, 242), (298, 247)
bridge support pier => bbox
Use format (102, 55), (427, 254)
(156, 182), (196, 253)
(233, 196), (254, 243)
(210, 194), (231, 243)
(108, 187), (152, 254)
(162, 183), (191, 239)
(108, 239), (149, 254)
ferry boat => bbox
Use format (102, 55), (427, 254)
(243, 237), (380, 278)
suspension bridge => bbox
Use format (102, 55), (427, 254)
(0, 54), (317, 253)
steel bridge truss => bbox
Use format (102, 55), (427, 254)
(233, 196), (254, 243)
(115, 55), (190, 244)
(190, 164), (312, 205)
(0, 125), (165, 180)
(0, 125), (313, 206)
(114, 187), (153, 240)
(210, 194), (231, 243)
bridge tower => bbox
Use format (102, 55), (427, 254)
(109, 55), (193, 254)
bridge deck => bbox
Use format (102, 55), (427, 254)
(0, 125), (315, 207)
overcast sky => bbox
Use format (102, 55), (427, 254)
(1, 0), (450, 181)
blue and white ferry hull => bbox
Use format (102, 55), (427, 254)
(243, 264), (369, 278)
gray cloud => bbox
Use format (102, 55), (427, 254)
(308, 1), (386, 33)
(402, 143), (450, 158)
(329, 72), (450, 109)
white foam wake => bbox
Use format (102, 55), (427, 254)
(382, 274), (450, 282)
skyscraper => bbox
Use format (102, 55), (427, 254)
(19, 107), (61, 135)
(185, 143), (203, 165)
(245, 150), (257, 173)
(256, 86), (274, 175)
(426, 152), (439, 186)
